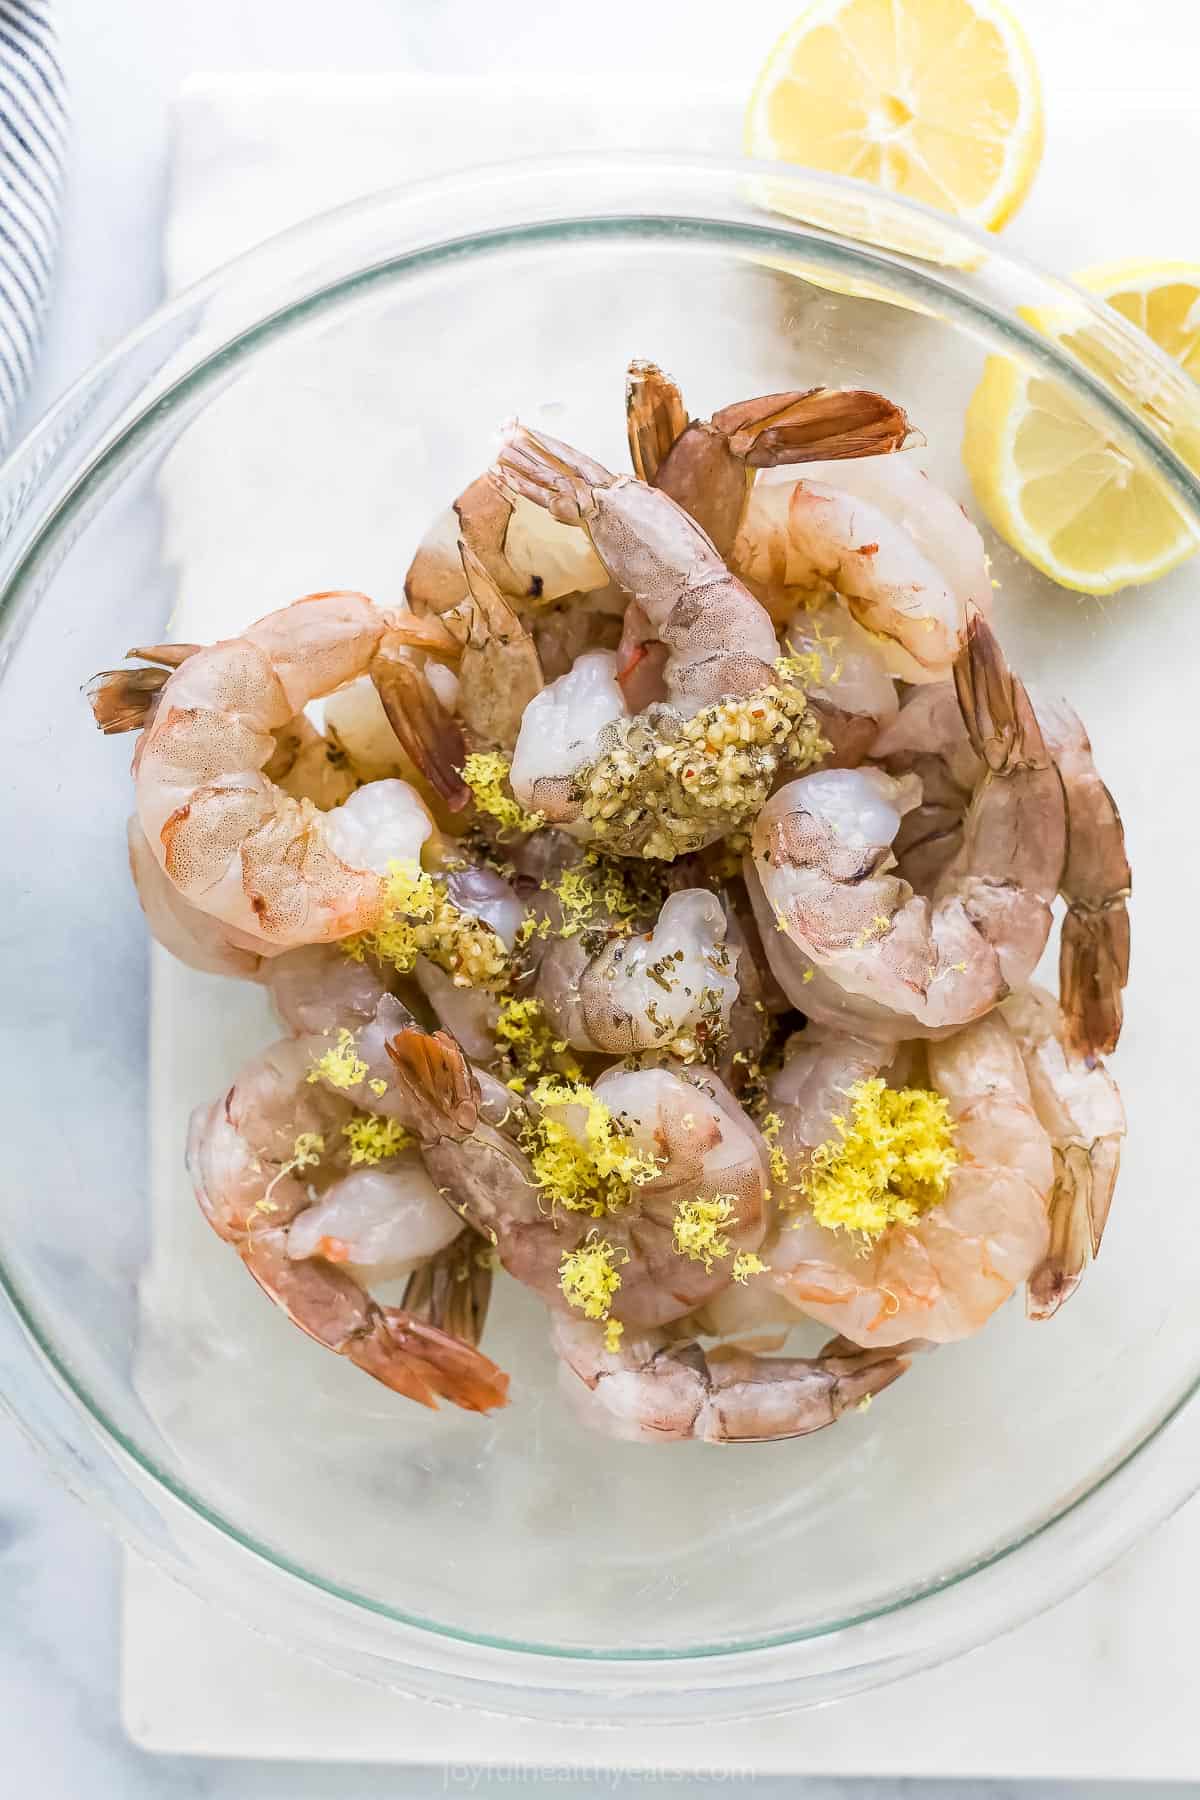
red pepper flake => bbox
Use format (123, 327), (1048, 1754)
(856, 541), (879, 556)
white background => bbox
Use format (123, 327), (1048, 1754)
(3, 0), (1199, 1794)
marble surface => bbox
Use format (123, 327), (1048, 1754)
(4, 0), (1200, 1792)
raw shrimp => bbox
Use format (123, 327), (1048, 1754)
(440, 546), (544, 751)
(623, 361), (975, 684)
(91, 592), (472, 952)
(386, 1028), (770, 1331)
(126, 814), (266, 979)
(781, 595), (899, 767)
(402, 1230), (495, 1349)
(751, 616), (1067, 1040)
(769, 1014), (1053, 1345)
(869, 680), (980, 895)
(874, 684), (1131, 1057)
(750, 466), (988, 683)
(552, 1313), (909, 1444)
(1003, 986), (1126, 1319)
(405, 471), (609, 617)
(498, 427), (828, 858)
(535, 888), (740, 1059)
(626, 359), (911, 557)
(187, 1034), (508, 1410)
(1033, 698), (1131, 1060)
(495, 423), (781, 711)
(265, 942), (403, 1038)
(265, 849), (525, 1070)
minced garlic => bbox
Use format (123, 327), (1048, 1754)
(573, 657), (828, 860)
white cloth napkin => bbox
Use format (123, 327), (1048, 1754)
(127, 72), (1200, 1777)
(0, 2), (65, 447)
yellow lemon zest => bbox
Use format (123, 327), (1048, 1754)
(460, 751), (544, 834)
(803, 1079), (957, 1240)
(344, 858), (508, 989)
(258, 1131), (325, 1216)
(307, 1029), (368, 1091)
(520, 1076), (658, 1216)
(546, 864), (597, 939)
(759, 1111), (793, 1189)
(672, 1194), (735, 1270)
(559, 1234), (627, 1321)
(604, 1317), (625, 1353)
(494, 995), (582, 1085)
(342, 1114), (415, 1167)
(541, 853), (672, 941)
(732, 1251), (768, 1283)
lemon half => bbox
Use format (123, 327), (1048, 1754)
(964, 263), (1200, 594)
(746, 0), (1044, 234)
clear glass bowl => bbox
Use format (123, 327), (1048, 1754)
(3, 155), (1200, 1724)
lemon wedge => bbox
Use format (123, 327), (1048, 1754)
(746, 0), (1044, 237)
(964, 262), (1200, 594)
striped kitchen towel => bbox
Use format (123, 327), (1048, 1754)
(0, 2), (64, 451)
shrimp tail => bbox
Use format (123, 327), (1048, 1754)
(493, 422), (611, 529)
(352, 1308), (510, 1413)
(625, 359), (688, 483)
(127, 642), (204, 668)
(1027, 1133), (1122, 1320)
(954, 613), (1050, 775)
(709, 386), (912, 466)
(371, 646), (471, 808)
(403, 1232), (494, 1347)
(240, 1228), (508, 1412)
(386, 1027), (481, 1141)
(456, 545), (545, 750)
(1034, 696), (1131, 1061)
(1060, 903), (1130, 1062)
(87, 665), (173, 733)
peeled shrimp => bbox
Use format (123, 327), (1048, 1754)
(782, 594), (899, 767)
(386, 1029), (769, 1331)
(769, 1014), (1053, 1345)
(498, 426), (830, 858)
(126, 814), (266, 979)
(751, 617), (1067, 1040)
(406, 469), (611, 619)
(535, 888), (740, 1058)
(92, 593), (471, 952)
(874, 683), (1131, 1057)
(187, 1034), (507, 1410)
(495, 424), (782, 713)
(438, 546), (544, 752)
(552, 1313), (909, 1444)
(626, 359), (911, 558)
(1003, 986), (1126, 1319)
(623, 362), (975, 680)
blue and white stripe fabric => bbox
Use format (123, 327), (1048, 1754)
(0, 2), (64, 450)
